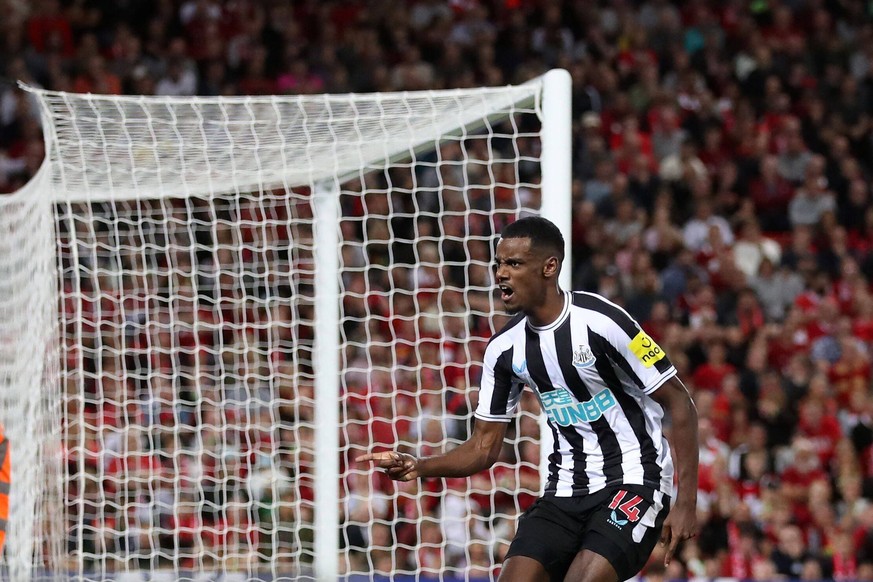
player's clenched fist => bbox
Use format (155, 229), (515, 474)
(356, 451), (419, 481)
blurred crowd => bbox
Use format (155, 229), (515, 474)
(6, 0), (873, 579)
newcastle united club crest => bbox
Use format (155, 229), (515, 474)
(573, 344), (596, 368)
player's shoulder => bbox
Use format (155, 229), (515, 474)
(485, 312), (526, 354)
(569, 291), (640, 336)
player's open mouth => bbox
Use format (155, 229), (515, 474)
(499, 284), (514, 301)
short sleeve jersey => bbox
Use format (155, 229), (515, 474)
(474, 291), (677, 497)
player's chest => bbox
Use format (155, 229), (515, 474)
(508, 332), (602, 390)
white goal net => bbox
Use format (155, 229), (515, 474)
(0, 71), (570, 581)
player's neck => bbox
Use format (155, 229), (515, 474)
(527, 288), (566, 328)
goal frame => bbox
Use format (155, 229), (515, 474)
(310, 69), (571, 580)
(8, 68), (572, 580)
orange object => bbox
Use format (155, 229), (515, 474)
(0, 426), (10, 553)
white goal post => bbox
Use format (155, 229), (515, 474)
(0, 69), (571, 581)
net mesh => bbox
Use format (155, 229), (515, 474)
(56, 191), (320, 578)
(336, 140), (544, 578)
(10, 80), (549, 580)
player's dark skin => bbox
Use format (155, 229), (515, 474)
(358, 236), (699, 582)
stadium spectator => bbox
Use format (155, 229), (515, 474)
(6, 0), (873, 576)
(770, 524), (815, 579)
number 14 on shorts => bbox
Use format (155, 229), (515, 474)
(608, 490), (644, 526)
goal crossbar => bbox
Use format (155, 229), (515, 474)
(22, 83), (541, 203)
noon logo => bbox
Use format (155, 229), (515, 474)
(573, 344), (596, 368)
(628, 330), (666, 368)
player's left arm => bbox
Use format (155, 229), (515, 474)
(650, 376), (698, 566)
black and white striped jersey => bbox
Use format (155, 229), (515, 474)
(474, 291), (677, 498)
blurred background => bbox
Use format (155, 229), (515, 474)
(5, 0), (873, 580)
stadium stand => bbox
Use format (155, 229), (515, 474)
(4, 0), (873, 579)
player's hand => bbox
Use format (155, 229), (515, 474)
(356, 451), (419, 481)
(660, 501), (697, 566)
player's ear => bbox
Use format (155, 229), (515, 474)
(543, 256), (559, 278)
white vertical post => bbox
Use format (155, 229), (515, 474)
(539, 68), (573, 487)
(313, 179), (340, 581)
(0, 176), (58, 582)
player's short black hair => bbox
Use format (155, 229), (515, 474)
(500, 216), (565, 264)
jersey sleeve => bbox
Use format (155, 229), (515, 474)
(623, 327), (676, 393)
(591, 302), (677, 395)
(473, 340), (522, 422)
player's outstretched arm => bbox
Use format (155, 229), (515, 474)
(651, 376), (699, 566)
(357, 418), (508, 481)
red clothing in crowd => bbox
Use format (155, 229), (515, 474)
(27, 11), (75, 55)
(692, 361), (737, 392)
(832, 552), (857, 581)
(780, 464), (828, 527)
(829, 358), (872, 408)
(796, 414), (842, 467)
(748, 175), (794, 216)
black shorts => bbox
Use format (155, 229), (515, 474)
(505, 484), (671, 581)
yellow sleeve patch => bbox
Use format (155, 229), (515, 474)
(628, 330), (666, 368)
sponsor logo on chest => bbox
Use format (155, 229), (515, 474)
(540, 387), (617, 426)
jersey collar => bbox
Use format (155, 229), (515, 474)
(527, 291), (571, 332)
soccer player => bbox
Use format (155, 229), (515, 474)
(358, 216), (699, 582)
